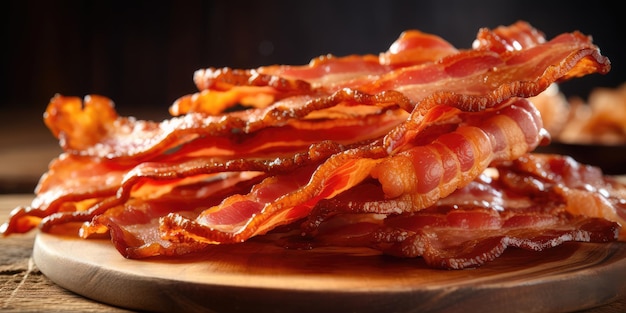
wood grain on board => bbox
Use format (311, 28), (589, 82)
(33, 220), (626, 313)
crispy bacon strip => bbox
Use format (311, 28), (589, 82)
(178, 28), (458, 116)
(173, 68), (313, 116)
(375, 208), (618, 269)
(299, 206), (619, 270)
(46, 90), (411, 159)
(85, 173), (267, 258)
(71, 155), (622, 264)
(293, 157), (621, 269)
(38, 108), (405, 204)
(179, 21), (544, 117)
(158, 97), (545, 246)
(160, 145), (387, 244)
(288, 98), (547, 232)
(374, 98), (547, 205)
(495, 154), (626, 240)
(2, 96), (407, 236)
(472, 20), (547, 53)
(3, 140), (348, 235)
(382, 30), (610, 153)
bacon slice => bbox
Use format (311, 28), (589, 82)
(291, 157), (621, 269)
(178, 28), (458, 116)
(85, 173), (266, 258)
(70, 155), (622, 267)
(494, 153), (626, 240)
(46, 90), (410, 159)
(299, 207), (618, 270)
(382, 31), (609, 153)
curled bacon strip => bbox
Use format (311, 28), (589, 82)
(382, 30), (610, 153)
(304, 207), (618, 270)
(179, 28), (458, 116)
(494, 153), (626, 240)
(46, 89), (411, 159)
(157, 97), (544, 246)
(293, 155), (621, 269)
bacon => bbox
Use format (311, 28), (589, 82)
(84, 173), (267, 258)
(5, 140), (348, 235)
(3, 95), (407, 236)
(160, 145), (387, 244)
(179, 28), (458, 116)
(494, 154), (626, 240)
(158, 97), (545, 245)
(373, 98), (547, 199)
(35, 95), (541, 241)
(374, 209), (618, 269)
(173, 68), (314, 116)
(47, 90), (411, 159)
(291, 161), (620, 269)
(38, 107), (404, 200)
(382, 30), (609, 153)
(87, 155), (622, 266)
(308, 207), (619, 270)
(1, 22), (620, 270)
(44, 21), (607, 161)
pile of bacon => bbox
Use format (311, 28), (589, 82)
(2, 21), (625, 269)
(533, 82), (626, 145)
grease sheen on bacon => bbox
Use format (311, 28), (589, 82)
(1, 21), (622, 270)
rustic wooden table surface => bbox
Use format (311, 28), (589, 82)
(1, 108), (625, 313)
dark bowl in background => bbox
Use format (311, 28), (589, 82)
(534, 142), (626, 175)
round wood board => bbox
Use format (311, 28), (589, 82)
(33, 232), (626, 313)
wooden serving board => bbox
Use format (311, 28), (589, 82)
(33, 231), (626, 313)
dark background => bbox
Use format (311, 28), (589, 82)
(1, 0), (624, 118)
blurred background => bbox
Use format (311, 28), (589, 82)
(3, 0), (624, 115)
(1, 0), (624, 193)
